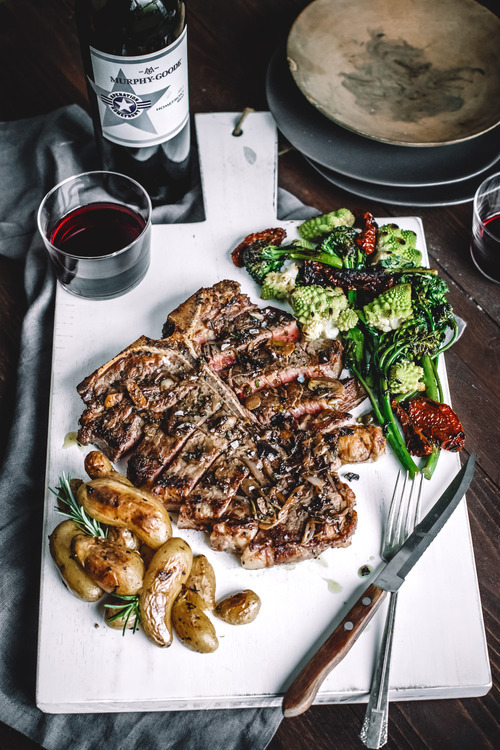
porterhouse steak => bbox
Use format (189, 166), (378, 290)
(77, 280), (385, 568)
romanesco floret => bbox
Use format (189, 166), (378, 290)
(363, 283), (413, 332)
(297, 208), (355, 240)
(300, 318), (332, 341)
(260, 264), (298, 301)
(388, 361), (426, 395)
(290, 284), (357, 339)
(336, 307), (359, 332)
(291, 285), (347, 323)
(370, 223), (422, 269)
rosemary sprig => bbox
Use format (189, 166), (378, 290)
(50, 472), (107, 538)
(104, 594), (141, 635)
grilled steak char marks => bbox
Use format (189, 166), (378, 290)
(148, 408), (240, 508)
(126, 375), (225, 490)
(162, 279), (258, 344)
(202, 306), (300, 371)
(77, 336), (196, 460)
(244, 376), (366, 425)
(77, 281), (384, 568)
(178, 451), (251, 529)
(222, 338), (344, 400)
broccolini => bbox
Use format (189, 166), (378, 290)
(242, 243), (343, 284)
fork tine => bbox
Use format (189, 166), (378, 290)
(383, 471), (424, 561)
(382, 471), (403, 558)
(402, 471), (424, 542)
(397, 471), (411, 547)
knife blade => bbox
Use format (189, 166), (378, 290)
(282, 454), (476, 718)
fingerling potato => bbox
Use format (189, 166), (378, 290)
(107, 526), (141, 551)
(214, 590), (261, 625)
(77, 478), (172, 549)
(71, 535), (145, 595)
(104, 599), (139, 631)
(183, 554), (216, 611)
(139, 537), (192, 647)
(49, 519), (103, 602)
(84, 450), (133, 485)
(172, 591), (219, 653)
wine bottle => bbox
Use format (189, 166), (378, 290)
(75, 0), (191, 205)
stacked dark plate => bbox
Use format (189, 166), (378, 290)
(266, 0), (500, 206)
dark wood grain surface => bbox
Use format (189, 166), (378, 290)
(0, 1), (498, 749)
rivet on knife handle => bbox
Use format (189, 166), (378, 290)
(282, 583), (387, 718)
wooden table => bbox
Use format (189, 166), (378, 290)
(0, 1), (498, 748)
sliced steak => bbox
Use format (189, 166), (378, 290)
(127, 378), (225, 488)
(148, 410), (240, 509)
(245, 376), (366, 424)
(77, 336), (194, 404)
(224, 339), (344, 400)
(209, 497), (260, 555)
(177, 452), (250, 530)
(78, 402), (145, 462)
(207, 469), (357, 569)
(163, 279), (257, 344)
(334, 425), (387, 465)
(202, 306), (300, 371)
(291, 424), (387, 472)
(240, 474), (357, 569)
(77, 336), (196, 459)
(76, 280), (386, 568)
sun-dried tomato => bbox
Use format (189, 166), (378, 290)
(356, 212), (378, 255)
(231, 227), (287, 267)
(392, 396), (465, 457)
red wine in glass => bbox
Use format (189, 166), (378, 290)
(49, 202), (150, 298)
(471, 211), (500, 283)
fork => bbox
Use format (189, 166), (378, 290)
(359, 471), (424, 749)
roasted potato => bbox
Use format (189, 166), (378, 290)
(77, 478), (172, 549)
(49, 519), (103, 602)
(214, 590), (261, 625)
(139, 543), (156, 568)
(84, 450), (133, 485)
(104, 599), (139, 631)
(183, 554), (216, 611)
(107, 526), (141, 551)
(139, 537), (192, 647)
(71, 535), (145, 595)
(172, 590), (219, 653)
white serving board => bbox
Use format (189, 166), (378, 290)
(36, 112), (491, 713)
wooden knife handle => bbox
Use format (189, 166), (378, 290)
(282, 583), (387, 718)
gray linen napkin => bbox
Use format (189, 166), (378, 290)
(0, 105), (317, 750)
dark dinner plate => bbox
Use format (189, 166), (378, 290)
(266, 46), (500, 188)
(305, 156), (500, 207)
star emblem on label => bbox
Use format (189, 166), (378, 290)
(89, 69), (170, 134)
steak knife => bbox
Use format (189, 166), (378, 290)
(282, 454), (476, 718)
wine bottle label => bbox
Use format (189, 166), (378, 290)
(88, 27), (189, 148)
